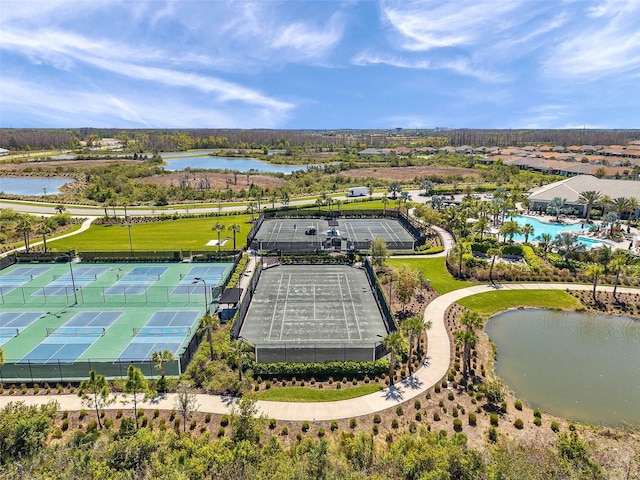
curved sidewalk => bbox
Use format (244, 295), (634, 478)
(2, 282), (637, 421)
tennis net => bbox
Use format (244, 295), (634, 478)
(46, 327), (106, 337)
(0, 327), (20, 337)
(132, 326), (191, 336)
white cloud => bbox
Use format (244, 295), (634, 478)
(544, 0), (640, 78)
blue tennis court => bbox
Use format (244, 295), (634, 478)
(116, 310), (199, 361)
(33, 266), (109, 296)
(172, 265), (228, 295)
(1, 312), (46, 345)
(104, 266), (169, 295)
(0, 266), (51, 295)
(19, 311), (122, 364)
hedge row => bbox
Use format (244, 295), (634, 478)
(226, 254), (250, 288)
(250, 358), (390, 378)
(521, 245), (543, 272)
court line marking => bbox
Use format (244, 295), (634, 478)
(337, 273), (351, 341)
(268, 273), (285, 340)
(344, 271), (363, 340)
(278, 274), (292, 341)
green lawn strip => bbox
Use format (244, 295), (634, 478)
(387, 257), (474, 294)
(252, 384), (383, 402)
(48, 214), (253, 251)
(457, 290), (584, 317)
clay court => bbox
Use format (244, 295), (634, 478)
(239, 264), (389, 362)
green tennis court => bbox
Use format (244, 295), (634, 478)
(0, 261), (233, 381)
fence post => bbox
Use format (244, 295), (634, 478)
(28, 361), (34, 383)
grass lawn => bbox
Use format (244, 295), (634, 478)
(387, 257), (474, 295)
(48, 214), (253, 252)
(457, 290), (584, 317)
(252, 384), (383, 402)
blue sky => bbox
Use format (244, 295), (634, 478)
(1, 0), (640, 129)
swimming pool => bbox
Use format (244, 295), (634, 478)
(509, 216), (610, 248)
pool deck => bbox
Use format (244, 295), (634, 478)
(515, 209), (639, 252)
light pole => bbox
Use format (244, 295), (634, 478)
(67, 255), (78, 305)
(192, 277), (209, 314)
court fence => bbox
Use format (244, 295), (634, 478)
(230, 259), (263, 339)
(0, 358), (181, 383)
(253, 343), (386, 363)
(0, 286), (223, 307)
(363, 257), (397, 333)
(0, 254), (17, 270)
(78, 250), (240, 263)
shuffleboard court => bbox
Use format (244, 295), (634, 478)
(252, 217), (415, 252)
(240, 264), (388, 362)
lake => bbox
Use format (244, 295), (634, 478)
(486, 309), (640, 427)
(161, 150), (306, 174)
(0, 177), (71, 196)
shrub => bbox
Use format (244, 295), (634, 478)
(433, 412), (440, 421)
(318, 427), (325, 437)
(159, 419), (166, 431)
(514, 400), (523, 411)
(269, 418), (277, 430)
(301, 421), (310, 432)
(514, 418), (524, 429)
(265, 380), (271, 390)
(104, 418), (114, 429)
(396, 406), (404, 416)
(140, 416), (148, 428)
(281, 426), (289, 436)
(414, 399), (421, 410)
(220, 415), (229, 427)
(551, 421), (560, 433)
(534, 417), (542, 427)
(115, 410), (123, 419)
(61, 419), (69, 431)
(488, 426), (498, 443)
(385, 432), (393, 443)
(61, 411), (69, 420)
(468, 413), (477, 426)
(447, 392), (455, 401)
(415, 412), (422, 421)
(372, 424), (379, 435)
(217, 426), (225, 437)
(373, 414), (382, 424)
(453, 418), (463, 432)
(434, 385), (441, 393)
(52, 427), (62, 439)
(349, 418), (357, 429)
(78, 409), (88, 420)
(173, 418), (181, 430)
(205, 413), (211, 423)
(533, 408), (542, 419)
(190, 420), (197, 431)
(391, 419), (399, 429)
(489, 413), (499, 426)
(330, 420), (339, 431)
(296, 433), (303, 442)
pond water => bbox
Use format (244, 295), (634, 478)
(0, 177), (70, 196)
(161, 150), (306, 174)
(486, 309), (640, 427)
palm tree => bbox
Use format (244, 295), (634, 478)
(420, 180), (434, 196)
(456, 311), (484, 383)
(151, 349), (175, 380)
(388, 181), (401, 199)
(382, 196), (388, 215)
(585, 264), (604, 302)
(16, 215), (33, 253)
(381, 331), (408, 379)
(609, 197), (631, 222)
(35, 222), (53, 253)
(450, 242), (468, 278)
(228, 223), (241, 251)
(232, 338), (254, 381)
(400, 191), (411, 213)
(499, 220), (521, 243)
(521, 223), (535, 243)
(577, 190), (601, 222)
(553, 232), (585, 261)
(212, 222), (225, 254)
(546, 197), (567, 222)
(246, 202), (256, 221)
(280, 191), (290, 207)
(199, 313), (219, 361)
(401, 315), (430, 376)
(538, 233), (553, 252)
(595, 245), (614, 274)
(487, 246), (502, 287)
(609, 251), (634, 302)
(626, 198), (640, 226)
(473, 217), (490, 240)
(431, 195), (444, 210)
(55, 204), (66, 214)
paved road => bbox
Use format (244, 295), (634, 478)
(2, 282), (637, 420)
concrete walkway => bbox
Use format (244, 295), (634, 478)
(2, 282), (638, 421)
